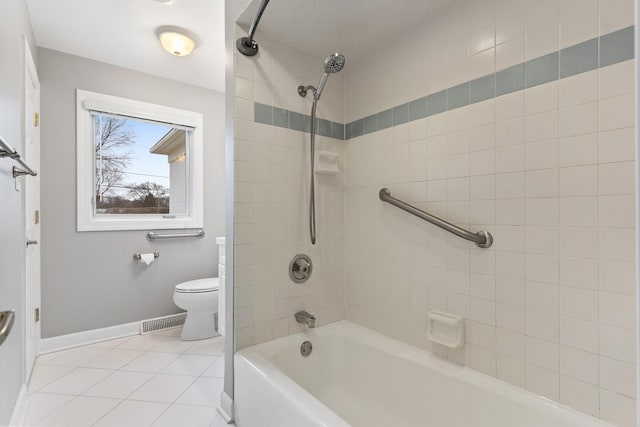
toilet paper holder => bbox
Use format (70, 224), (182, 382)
(133, 252), (160, 260)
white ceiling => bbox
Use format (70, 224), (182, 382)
(237, 0), (458, 63)
(26, 0), (225, 92)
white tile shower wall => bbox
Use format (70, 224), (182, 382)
(234, 27), (346, 349)
(344, 0), (635, 425)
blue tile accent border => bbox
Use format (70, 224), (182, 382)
(318, 118), (332, 137)
(427, 90), (447, 116)
(254, 103), (273, 125)
(254, 102), (345, 140)
(351, 119), (364, 139)
(525, 52), (559, 88)
(496, 64), (524, 97)
(470, 74), (496, 104)
(408, 97), (427, 121)
(345, 122), (352, 140)
(378, 108), (393, 130)
(272, 107), (289, 128)
(331, 121), (345, 140)
(364, 114), (378, 134)
(447, 82), (470, 110)
(601, 26), (635, 67)
(289, 111), (304, 132)
(251, 26), (634, 142)
(560, 39), (598, 78)
(392, 103), (409, 126)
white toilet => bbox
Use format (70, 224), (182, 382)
(173, 278), (219, 341)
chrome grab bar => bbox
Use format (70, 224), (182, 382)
(379, 188), (493, 249)
(146, 230), (205, 241)
(0, 310), (16, 347)
(0, 136), (37, 177)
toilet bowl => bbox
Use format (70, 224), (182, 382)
(173, 278), (219, 341)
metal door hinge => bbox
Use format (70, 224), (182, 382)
(35, 210), (40, 224)
(34, 113), (40, 127)
(35, 308), (40, 322)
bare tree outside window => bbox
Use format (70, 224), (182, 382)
(95, 116), (135, 205)
(127, 181), (170, 214)
(93, 114), (183, 215)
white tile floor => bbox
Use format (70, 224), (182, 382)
(23, 328), (228, 427)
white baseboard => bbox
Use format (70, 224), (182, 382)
(9, 384), (27, 427)
(39, 321), (140, 354)
(217, 391), (234, 423)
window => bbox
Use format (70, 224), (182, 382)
(77, 90), (204, 231)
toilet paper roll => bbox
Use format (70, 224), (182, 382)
(140, 253), (155, 266)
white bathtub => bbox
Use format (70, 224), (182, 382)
(235, 321), (613, 427)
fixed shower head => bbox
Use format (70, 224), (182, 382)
(314, 53), (345, 100)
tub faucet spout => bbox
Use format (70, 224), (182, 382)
(295, 311), (316, 328)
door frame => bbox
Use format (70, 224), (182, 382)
(23, 38), (40, 381)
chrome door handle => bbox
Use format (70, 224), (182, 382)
(0, 310), (15, 346)
(26, 240), (38, 247)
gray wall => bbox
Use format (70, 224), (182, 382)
(0, 0), (36, 423)
(39, 48), (225, 338)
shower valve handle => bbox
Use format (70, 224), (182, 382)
(293, 258), (310, 274)
(289, 254), (313, 283)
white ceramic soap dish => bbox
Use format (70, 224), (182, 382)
(315, 151), (340, 174)
(427, 309), (464, 348)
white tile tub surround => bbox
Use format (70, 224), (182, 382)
(234, 28), (346, 349)
(342, 0), (636, 425)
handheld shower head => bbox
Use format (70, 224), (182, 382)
(297, 52), (346, 245)
(314, 53), (345, 100)
(324, 53), (346, 73)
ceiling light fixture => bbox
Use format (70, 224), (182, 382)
(156, 26), (196, 57)
(152, 0), (174, 4)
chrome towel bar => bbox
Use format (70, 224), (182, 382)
(379, 188), (493, 249)
(0, 136), (37, 177)
(147, 230), (205, 241)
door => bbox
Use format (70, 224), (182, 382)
(24, 39), (41, 380)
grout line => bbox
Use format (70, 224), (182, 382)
(147, 401), (175, 427)
(595, 43), (602, 415)
(89, 398), (128, 427)
(27, 333), (225, 426)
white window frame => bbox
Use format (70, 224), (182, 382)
(76, 89), (204, 231)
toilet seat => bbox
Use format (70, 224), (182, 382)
(175, 278), (219, 294)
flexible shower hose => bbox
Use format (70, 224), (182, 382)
(309, 100), (317, 245)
